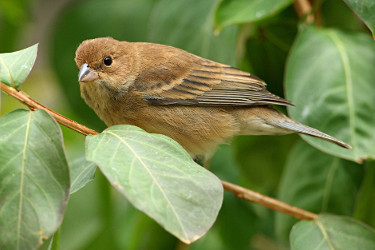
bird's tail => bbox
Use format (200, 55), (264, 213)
(266, 120), (351, 149)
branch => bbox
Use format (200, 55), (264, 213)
(221, 180), (317, 220)
(294, 0), (314, 23)
(0, 83), (98, 136)
(1, 82), (318, 221)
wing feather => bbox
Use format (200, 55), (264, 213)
(134, 51), (293, 107)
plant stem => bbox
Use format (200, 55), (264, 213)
(221, 180), (317, 220)
(1, 82), (318, 221)
(293, 0), (314, 23)
(0, 83), (98, 136)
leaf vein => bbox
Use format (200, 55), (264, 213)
(104, 130), (189, 239)
(16, 111), (33, 249)
(327, 31), (358, 156)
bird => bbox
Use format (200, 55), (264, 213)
(75, 37), (351, 158)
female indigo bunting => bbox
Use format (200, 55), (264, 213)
(75, 37), (350, 157)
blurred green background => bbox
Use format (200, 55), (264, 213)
(0, 0), (373, 249)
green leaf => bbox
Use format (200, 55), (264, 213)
(285, 26), (375, 162)
(0, 44), (38, 88)
(85, 125), (223, 244)
(215, 0), (293, 31)
(233, 135), (296, 189)
(0, 109), (70, 249)
(276, 141), (364, 242)
(56, 173), (108, 250)
(115, 205), (178, 249)
(148, 0), (238, 65)
(69, 155), (96, 194)
(244, 10), (298, 98)
(343, 0), (375, 38)
(321, 0), (366, 32)
(290, 214), (375, 249)
(354, 162), (375, 228)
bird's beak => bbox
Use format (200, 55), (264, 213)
(78, 63), (99, 82)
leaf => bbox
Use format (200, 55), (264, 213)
(244, 11), (298, 98)
(343, 0), (375, 38)
(233, 135), (296, 189)
(115, 205), (178, 249)
(276, 141), (364, 242)
(0, 109), (70, 249)
(322, 0), (366, 32)
(285, 26), (375, 162)
(0, 44), (38, 88)
(69, 155), (96, 194)
(215, 0), (293, 31)
(290, 214), (375, 249)
(354, 162), (375, 228)
(148, 0), (238, 65)
(85, 125), (223, 244)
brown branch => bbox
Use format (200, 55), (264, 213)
(221, 180), (317, 220)
(1, 82), (318, 221)
(0, 83), (98, 136)
(293, 0), (314, 23)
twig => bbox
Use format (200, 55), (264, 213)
(1, 82), (318, 221)
(312, 0), (323, 26)
(221, 180), (317, 220)
(0, 83), (98, 136)
(293, 0), (314, 23)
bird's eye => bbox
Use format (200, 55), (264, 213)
(103, 56), (112, 66)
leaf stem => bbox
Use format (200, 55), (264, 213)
(1, 82), (318, 221)
(293, 0), (315, 23)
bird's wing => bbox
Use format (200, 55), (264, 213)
(134, 56), (293, 107)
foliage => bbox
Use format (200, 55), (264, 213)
(86, 125), (223, 243)
(285, 26), (375, 162)
(343, 0), (375, 38)
(290, 214), (375, 249)
(1, 0), (375, 249)
(0, 109), (69, 250)
(0, 44), (37, 88)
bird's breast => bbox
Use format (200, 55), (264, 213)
(80, 81), (240, 156)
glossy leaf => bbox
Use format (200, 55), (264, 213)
(290, 214), (375, 249)
(276, 141), (364, 241)
(0, 109), (70, 249)
(148, 0), (238, 65)
(0, 44), (37, 88)
(343, 0), (375, 37)
(85, 125), (223, 243)
(69, 155), (96, 194)
(215, 0), (293, 31)
(285, 26), (375, 162)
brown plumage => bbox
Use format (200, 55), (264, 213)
(75, 37), (351, 157)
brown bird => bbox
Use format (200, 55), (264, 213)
(75, 37), (351, 158)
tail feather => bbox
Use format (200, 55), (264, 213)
(267, 121), (352, 149)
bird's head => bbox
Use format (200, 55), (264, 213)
(74, 37), (136, 89)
